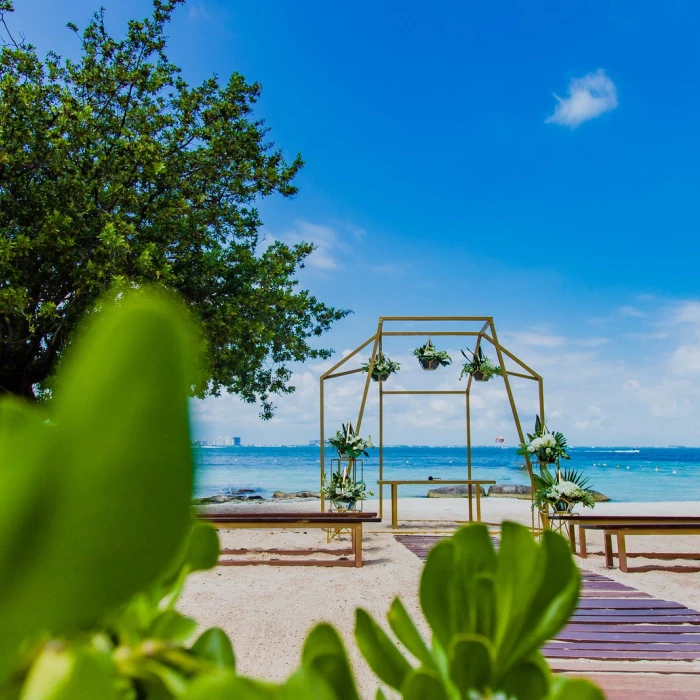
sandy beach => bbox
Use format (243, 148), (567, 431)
(179, 497), (700, 696)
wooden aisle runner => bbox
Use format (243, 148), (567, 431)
(394, 535), (700, 664)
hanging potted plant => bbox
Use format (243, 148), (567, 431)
(413, 339), (452, 371)
(361, 353), (400, 382)
(459, 346), (502, 382)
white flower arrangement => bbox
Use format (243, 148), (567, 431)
(322, 470), (373, 506)
(327, 422), (374, 458)
(518, 416), (570, 464)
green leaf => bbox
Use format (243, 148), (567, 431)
(302, 624), (359, 700)
(498, 658), (550, 700)
(549, 676), (605, 699)
(448, 635), (493, 695)
(386, 598), (434, 669)
(419, 540), (455, 650)
(449, 525), (497, 638)
(141, 659), (189, 696)
(493, 522), (546, 669)
(401, 670), (450, 700)
(281, 668), (337, 700)
(183, 672), (280, 699)
(148, 610), (198, 644)
(20, 644), (119, 700)
(0, 292), (198, 672)
(509, 531), (580, 664)
(354, 609), (412, 691)
(181, 521), (221, 573)
(191, 628), (235, 669)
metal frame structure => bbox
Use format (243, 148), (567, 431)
(319, 317), (545, 526)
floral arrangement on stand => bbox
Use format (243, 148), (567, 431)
(459, 346), (503, 382)
(361, 352), (400, 382)
(322, 470), (373, 509)
(413, 339), (452, 370)
(325, 422), (374, 509)
(532, 466), (595, 513)
(327, 422), (374, 458)
(517, 415), (570, 465)
(519, 416), (594, 514)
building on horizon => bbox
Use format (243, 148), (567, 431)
(213, 436), (242, 446)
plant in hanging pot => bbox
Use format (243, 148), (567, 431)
(413, 339), (451, 370)
(361, 352), (400, 382)
(459, 346), (503, 382)
(321, 469), (373, 510)
(327, 422), (374, 458)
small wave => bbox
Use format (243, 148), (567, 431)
(613, 449), (640, 453)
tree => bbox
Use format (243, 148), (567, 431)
(0, 0), (348, 417)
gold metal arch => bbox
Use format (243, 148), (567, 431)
(319, 316), (545, 528)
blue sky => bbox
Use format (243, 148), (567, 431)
(15, 0), (700, 445)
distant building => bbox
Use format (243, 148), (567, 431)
(192, 439), (208, 447)
(233, 437), (241, 446)
(214, 436), (234, 446)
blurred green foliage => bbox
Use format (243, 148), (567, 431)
(355, 523), (604, 699)
(0, 290), (602, 698)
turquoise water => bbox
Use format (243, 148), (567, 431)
(194, 446), (700, 503)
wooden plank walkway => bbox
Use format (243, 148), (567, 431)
(394, 535), (700, 664)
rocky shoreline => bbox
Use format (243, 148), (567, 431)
(193, 485), (610, 505)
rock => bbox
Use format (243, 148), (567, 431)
(227, 488), (255, 495)
(427, 485), (486, 498)
(488, 484), (532, 499)
(272, 490), (321, 499)
(191, 494), (236, 505)
(589, 490), (611, 502)
(246, 495), (264, 501)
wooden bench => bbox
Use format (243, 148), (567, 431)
(547, 515), (700, 561)
(377, 480), (496, 529)
(565, 519), (700, 572)
(200, 511), (380, 568)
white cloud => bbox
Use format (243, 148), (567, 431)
(619, 305), (646, 318)
(188, 2), (211, 20)
(671, 345), (700, 374)
(504, 331), (567, 348)
(263, 220), (341, 271)
(669, 300), (700, 327)
(545, 69), (618, 128)
(580, 337), (609, 348)
(192, 298), (700, 446)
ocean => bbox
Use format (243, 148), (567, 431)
(194, 446), (700, 503)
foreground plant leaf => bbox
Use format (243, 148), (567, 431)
(301, 624), (359, 700)
(0, 291), (199, 678)
(356, 522), (599, 700)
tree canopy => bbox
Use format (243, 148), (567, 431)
(0, 0), (348, 417)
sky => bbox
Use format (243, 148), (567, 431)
(12, 0), (700, 446)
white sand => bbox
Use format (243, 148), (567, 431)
(179, 498), (700, 695)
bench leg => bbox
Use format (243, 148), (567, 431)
(353, 525), (362, 567)
(617, 532), (628, 573)
(568, 521), (576, 554)
(579, 527), (587, 559)
(391, 484), (398, 529)
(475, 485), (482, 523)
(604, 532), (614, 568)
(468, 483), (473, 522)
